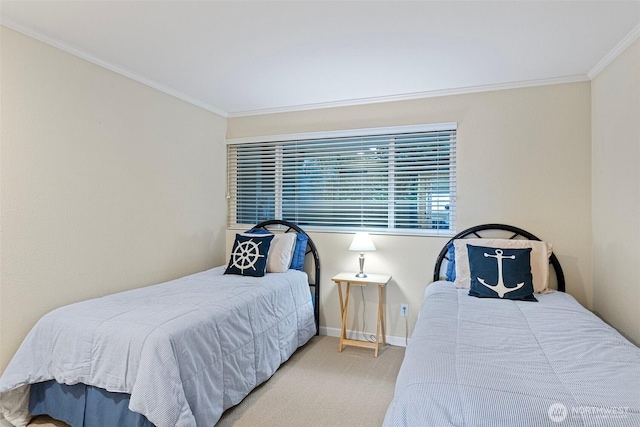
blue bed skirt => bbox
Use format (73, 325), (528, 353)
(29, 381), (154, 427)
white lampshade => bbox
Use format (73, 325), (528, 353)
(349, 232), (376, 252)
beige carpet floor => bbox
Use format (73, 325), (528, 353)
(28, 336), (405, 427)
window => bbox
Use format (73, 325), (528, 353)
(227, 123), (456, 235)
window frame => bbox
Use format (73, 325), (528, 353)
(226, 122), (457, 237)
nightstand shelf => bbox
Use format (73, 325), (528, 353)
(331, 272), (392, 357)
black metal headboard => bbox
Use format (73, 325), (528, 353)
(433, 223), (565, 292)
(254, 220), (320, 334)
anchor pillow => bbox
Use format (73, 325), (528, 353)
(453, 238), (553, 293)
(225, 233), (274, 277)
(467, 244), (537, 302)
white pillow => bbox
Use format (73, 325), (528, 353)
(240, 231), (297, 273)
(265, 233), (297, 273)
(453, 238), (553, 293)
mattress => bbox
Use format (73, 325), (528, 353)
(0, 266), (316, 427)
(383, 281), (640, 427)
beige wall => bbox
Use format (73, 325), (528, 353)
(0, 27), (228, 371)
(1, 21), (610, 365)
(592, 38), (640, 345)
(227, 82), (593, 341)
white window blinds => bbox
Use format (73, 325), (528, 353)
(227, 123), (456, 235)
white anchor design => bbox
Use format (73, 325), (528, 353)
(477, 249), (524, 298)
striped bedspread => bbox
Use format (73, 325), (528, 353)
(0, 267), (316, 427)
(383, 281), (640, 427)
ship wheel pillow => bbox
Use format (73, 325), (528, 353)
(225, 233), (275, 277)
(224, 230), (299, 277)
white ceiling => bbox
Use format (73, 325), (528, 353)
(2, 1), (640, 117)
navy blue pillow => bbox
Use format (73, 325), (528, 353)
(225, 233), (274, 277)
(290, 233), (308, 271)
(467, 244), (537, 302)
(445, 241), (456, 281)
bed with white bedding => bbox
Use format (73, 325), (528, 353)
(0, 220), (320, 427)
(383, 224), (640, 427)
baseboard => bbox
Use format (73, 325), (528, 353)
(320, 326), (409, 347)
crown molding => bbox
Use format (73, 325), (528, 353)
(227, 75), (590, 118)
(5, 16), (634, 120)
(1, 20), (229, 118)
(589, 23), (640, 79)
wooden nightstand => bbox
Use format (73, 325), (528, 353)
(331, 272), (392, 357)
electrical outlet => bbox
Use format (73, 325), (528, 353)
(400, 304), (409, 317)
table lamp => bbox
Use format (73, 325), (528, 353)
(349, 232), (376, 278)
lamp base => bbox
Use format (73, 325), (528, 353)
(356, 252), (368, 278)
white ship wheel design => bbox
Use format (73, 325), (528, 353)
(477, 249), (525, 298)
(231, 239), (266, 273)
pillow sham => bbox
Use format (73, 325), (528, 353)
(453, 238), (552, 293)
(445, 241), (456, 281)
(244, 227), (271, 235)
(225, 233), (274, 277)
(266, 233), (297, 273)
(242, 228), (298, 273)
(467, 244), (537, 302)
(290, 233), (309, 271)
